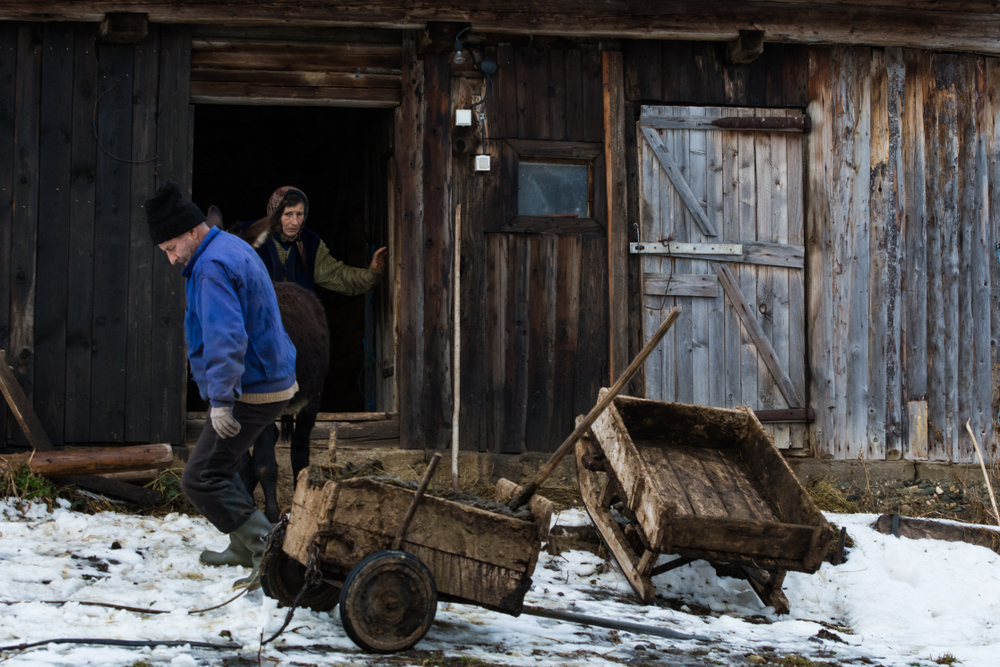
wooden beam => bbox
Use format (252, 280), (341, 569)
(754, 407), (814, 423)
(712, 263), (804, 408)
(643, 273), (719, 298)
(0, 350), (53, 451)
(604, 50), (629, 385)
(633, 241), (804, 269)
(640, 126), (717, 237)
(3, 3), (1000, 57)
(631, 242), (742, 256)
(97, 12), (147, 44)
(726, 29), (764, 65)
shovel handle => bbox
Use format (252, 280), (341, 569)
(508, 307), (681, 511)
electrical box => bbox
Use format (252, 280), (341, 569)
(474, 155), (491, 172)
(455, 109), (473, 126)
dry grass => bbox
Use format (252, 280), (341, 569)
(805, 476), (858, 513)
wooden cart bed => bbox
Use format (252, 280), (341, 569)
(579, 390), (835, 612)
(282, 471), (553, 615)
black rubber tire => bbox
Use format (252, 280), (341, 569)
(259, 545), (340, 612)
(338, 550), (437, 653)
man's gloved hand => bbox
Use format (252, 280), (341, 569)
(210, 405), (241, 438)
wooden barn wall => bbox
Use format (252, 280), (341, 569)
(808, 46), (999, 463)
(0, 21), (190, 447)
(451, 44), (609, 454)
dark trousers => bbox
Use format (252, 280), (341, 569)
(182, 399), (289, 534)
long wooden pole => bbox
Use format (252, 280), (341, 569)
(966, 419), (999, 524)
(508, 307), (681, 511)
(451, 204), (462, 488)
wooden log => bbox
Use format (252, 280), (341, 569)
(726, 30), (765, 65)
(0, 443), (173, 477)
(0, 350), (53, 451)
(873, 514), (1000, 552)
(98, 12), (148, 44)
(61, 474), (163, 505)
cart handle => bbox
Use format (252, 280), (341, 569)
(392, 452), (442, 550)
(508, 307), (681, 511)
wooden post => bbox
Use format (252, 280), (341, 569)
(603, 49), (629, 384)
(0, 443), (172, 476)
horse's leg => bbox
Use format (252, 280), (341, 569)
(237, 449), (258, 505)
(291, 394), (321, 487)
(253, 422), (281, 523)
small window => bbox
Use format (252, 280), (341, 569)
(500, 139), (605, 235)
(518, 161), (590, 218)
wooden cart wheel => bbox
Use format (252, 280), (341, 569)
(576, 436), (657, 603)
(338, 550), (437, 654)
(260, 544), (341, 612)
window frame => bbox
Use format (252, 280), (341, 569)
(501, 138), (605, 235)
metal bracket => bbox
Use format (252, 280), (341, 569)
(630, 242), (743, 255)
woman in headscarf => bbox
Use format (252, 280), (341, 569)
(249, 185), (387, 293)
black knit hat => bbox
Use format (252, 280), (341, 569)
(146, 181), (206, 245)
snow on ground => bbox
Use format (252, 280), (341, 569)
(0, 498), (997, 666)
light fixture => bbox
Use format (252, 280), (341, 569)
(453, 26), (470, 66)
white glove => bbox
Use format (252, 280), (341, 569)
(210, 406), (241, 439)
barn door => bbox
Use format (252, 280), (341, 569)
(636, 105), (807, 449)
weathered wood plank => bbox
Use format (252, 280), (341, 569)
(604, 50), (629, 385)
(735, 109), (758, 413)
(640, 126), (717, 237)
(190, 40), (401, 71)
(548, 48), (567, 141)
(956, 55), (978, 464)
(421, 52), (453, 451)
(564, 48), (586, 142)
(503, 138), (602, 159)
(906, 399), (929, 460)
(669, 107), (693, 405)
(581, 48), (603, 144)
(486, 234), (508, 454)
(754, 109), (778, 447)
(550, 235), (581, 444)
(64, 23), (99, 443)
(396, 32), (424, 449)
(687, 111), (711, 407)
(189, 83), (401, 106)
(33, 23), (74, 446)
(0, 22), (14, 442)
(525, 235), (557, 453)
(714, 262), (803, 409)
(973, 57), (996, 460)
(638, 110), (663, 400)
(124, 30), (159, 443)
(720, 109), (741, 410)
(643, 273), (718, 298)
(503, 236), (531, 453)
(151, 24), (192, 445)
(901, 50), (929, 459)
(785, 102), (807, 451)
(574, 236), (608, 415)
(90, 42), (133, 442)
(806, 47), (837, 457)
(705, 107), (727, 411)
(10, 25), (41, 432)
(190, 68), (401, 88)
(498, 217), (604, 235)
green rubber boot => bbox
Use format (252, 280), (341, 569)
(199, 534), (253, 568)
(231, 510), (272, 590)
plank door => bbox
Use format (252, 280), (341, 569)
(637, 105), (806, 450)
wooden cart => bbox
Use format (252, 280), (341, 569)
(260, 468), (553, 653)
(577, 390), (835, 613)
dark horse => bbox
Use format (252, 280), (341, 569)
(206, 206), (330, 523)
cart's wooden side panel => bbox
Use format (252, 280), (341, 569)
(590, 390), (676, 548)
(283, 472), (548, 613)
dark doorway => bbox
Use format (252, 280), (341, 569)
(190, 105), (394, 414)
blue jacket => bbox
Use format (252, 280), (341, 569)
(182, 227), (297, 407)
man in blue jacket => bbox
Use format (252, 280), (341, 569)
(146, 182), (298, 589)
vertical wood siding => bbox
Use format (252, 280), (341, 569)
(0, 22), (189, 446)
(453, 44), (608, 453)
(808, 46), (999, 461)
